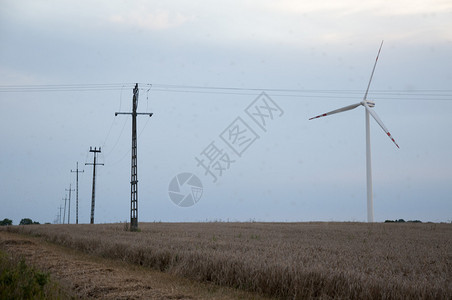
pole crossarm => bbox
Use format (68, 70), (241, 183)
(115, 112), (153, 116)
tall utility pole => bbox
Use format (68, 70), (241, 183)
(63, 196), (68, 224)
(115, 83), (153, 231)
(85, 147), (104, 224)
(71, 162), (84, 224)
(65, 184), (75, 224)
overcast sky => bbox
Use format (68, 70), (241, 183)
(1, 0), (451, 224)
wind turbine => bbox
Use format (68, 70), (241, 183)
(309, 41), (399, 222)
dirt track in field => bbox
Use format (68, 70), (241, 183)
(0, 230), (268, 300)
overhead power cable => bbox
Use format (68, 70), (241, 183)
(0, 83), (135, 92)
(0, 83), (451, 101)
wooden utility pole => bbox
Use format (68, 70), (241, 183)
(115, 83), (153, 231)
(85, 147), (104, 224)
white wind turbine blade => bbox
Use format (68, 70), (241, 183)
(309, 102), (361, 120)
(363, 104), (399, 148)
(363, 40), (384, 101)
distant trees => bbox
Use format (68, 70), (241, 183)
(0, 218), (12, 226)
(19, 218), (40, 225)
(0, 218), (41, 225)
(19, 218), (33, 225)
(384, 219), (422, 223)
(385, 219), (406, 223)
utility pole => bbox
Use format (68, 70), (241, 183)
(115, 83), (153, 231)
(85, 147), (104, 224)
(65, 184), (75, 224)
(71, 162), (84, 224)
(58, 205), (63, 224)
(63, 196), (68, 224)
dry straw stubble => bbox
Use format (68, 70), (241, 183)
(4, 222), (451, 299)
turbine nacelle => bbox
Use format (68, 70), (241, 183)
(362, 100), (375, 107)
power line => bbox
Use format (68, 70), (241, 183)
(0, 83), (134, 92)
(0, 83), (452, 97)
(103, 115), (129, 158)
(144, 83), (452, 94)
(1, 82), (451, 101)
(147, 88), (452, 101)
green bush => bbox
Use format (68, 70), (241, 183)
(0, 250), (69, 299)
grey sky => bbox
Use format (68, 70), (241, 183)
(0, 0), (451, 224)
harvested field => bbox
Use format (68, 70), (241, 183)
(2, 222), (451, 299)
(0, 230), (269, 300)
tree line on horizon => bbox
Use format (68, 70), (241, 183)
(0, 218), (436, 226)
(0, 218), (40, 226)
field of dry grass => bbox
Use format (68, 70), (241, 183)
(3, 222), (451, 299)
